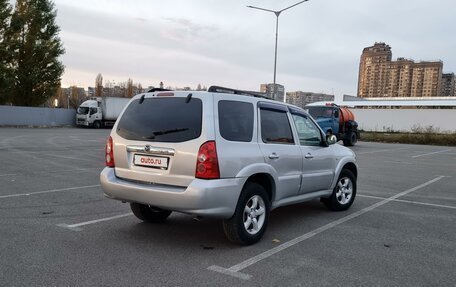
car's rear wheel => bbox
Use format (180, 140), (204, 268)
(322, 169), (356, 211)
(130, 203), (172, 223)
(223, 182), (270, 245)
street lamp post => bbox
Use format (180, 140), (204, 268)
(247, 0), (309, 101)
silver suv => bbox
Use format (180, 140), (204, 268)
(100, 86), (357, 245)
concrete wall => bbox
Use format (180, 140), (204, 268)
(0, 105), (76, 126)
(353, 109), (456, 133)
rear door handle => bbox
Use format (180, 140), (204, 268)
(305, 153), (314, 159)
(268, 153), (279, 160)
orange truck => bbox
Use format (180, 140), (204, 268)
(306, 103), (359, 146)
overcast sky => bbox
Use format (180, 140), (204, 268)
(30, 0), (456, 98)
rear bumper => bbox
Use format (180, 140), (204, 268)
(100, 167), (243, 218)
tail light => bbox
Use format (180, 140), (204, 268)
(195, 141), (220, 179)
(105, 136), (115, 167)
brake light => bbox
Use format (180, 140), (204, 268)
(105, 136), (115, 167)
(195, 141), (220, 179)
(156, 92), (174, 97)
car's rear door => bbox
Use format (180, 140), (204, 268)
(257, 102), (302, 200)
(111, 92), (211, 187)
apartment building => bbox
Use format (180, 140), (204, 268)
(260, 83), (285, 102)
(286, 91), (334, 108)
(358, 42), (445, 98)
(358, 42), (392, 98)
(441, 73), (456, 97)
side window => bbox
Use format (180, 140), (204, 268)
(292, 113), (322, 146)
(89, 107), (97, 115)
(260, 109), (294, 144)
(218, 100), (253, 142)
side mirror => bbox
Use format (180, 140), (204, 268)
(326, 134), (337, 145)
(334, 110), (339, 118)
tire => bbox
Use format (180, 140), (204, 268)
(322, 169), (356, 211)
(343, 131), (357, 146)
(93, 121), (102, 129)
(223, 182), (270, 245)
(130, 203), (172, 223)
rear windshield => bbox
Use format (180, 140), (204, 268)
(117, 97), (202, 142)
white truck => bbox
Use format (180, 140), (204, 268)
(76, 97), (131, 128)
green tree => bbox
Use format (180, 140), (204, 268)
(0, 0), (12, 104)
(6, 0), (64, 106)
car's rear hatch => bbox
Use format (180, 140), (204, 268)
(111, 92), (214, 187)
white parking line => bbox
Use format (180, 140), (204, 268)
(0, 184), (100, 199)
(358, 194), (456, 210)
(356, 147), (411, 155)
(57, 213), (133, 231)
(0, 167), (101, 178)
(412, 149), (451, 158)
(383, 160), (413, 165)
(208, 176), (445, 280)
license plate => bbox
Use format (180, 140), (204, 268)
(134, 154), (168, 169)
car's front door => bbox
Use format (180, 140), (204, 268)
(290, 111), (336, 194)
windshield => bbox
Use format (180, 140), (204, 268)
(307, 107), (333, 119)
(77, 107), (89, 115)
(117, 97), (202, 143)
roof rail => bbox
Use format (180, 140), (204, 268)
(147, 88), (172, 93)
(208, 86), (269, 99)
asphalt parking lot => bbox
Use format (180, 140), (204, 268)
(0, 127), (455, 286)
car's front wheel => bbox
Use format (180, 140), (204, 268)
(130, 203), (172, 223)
(322, 169), (356, 211)
(223, 182), (270, 245)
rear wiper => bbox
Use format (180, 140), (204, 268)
(152, 128), (189, 136)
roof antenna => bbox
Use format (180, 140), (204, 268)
(186, 93), (192, 103)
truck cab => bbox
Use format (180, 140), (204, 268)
(307, 106), (340, 135)
(76, 99), (102, 128)
(307, 103), (359, 146)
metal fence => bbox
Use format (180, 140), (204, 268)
(0, 105), (76, 126)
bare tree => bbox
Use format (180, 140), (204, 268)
(126, 78), (133, 97)
(95, 73), (103, 97)
(137, 82), (143, 94)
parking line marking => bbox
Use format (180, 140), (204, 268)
(0, 185), (100, 199)
(0, 173), (17, 177)
(358, 194), (456, 210)
(57, 213), (133, 231)
(383, 160), (413, 165)
(412, 149), (451, 158)
(207, 265), (252, 280)
(208, 176), (445, 280)
(0, 167), (101, 178)
(357, 147), (411, 155)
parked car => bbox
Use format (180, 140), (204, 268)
(100, 86), (358, 245)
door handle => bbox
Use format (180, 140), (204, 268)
(305, 153), (314, 159)
(268, 153), (279, 160)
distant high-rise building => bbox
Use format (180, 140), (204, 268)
(386, 58), (414, 97)
(441, 73), (456, 97)
(260, 83), (285, 102)
(358, 42), (446, 98)
(286, 91), (334, 108)
(358, 42), (392, 98)
(410, 61), (443, 97)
